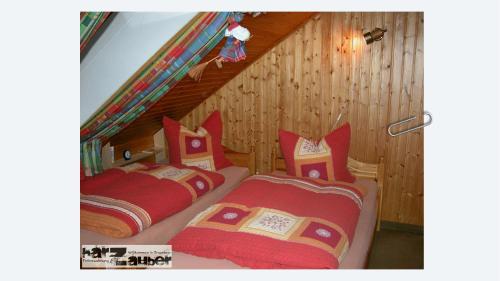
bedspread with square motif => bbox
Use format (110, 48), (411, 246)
(80, 163), (225, 238)
(169, 174), (367, 269)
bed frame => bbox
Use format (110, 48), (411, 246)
(271, 148), (385, 231)
(223, 147), (256, 175)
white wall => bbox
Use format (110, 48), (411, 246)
(80, 12), (197, 126)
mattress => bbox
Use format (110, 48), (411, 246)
(80, 165), (249, 246)
(168, 173), (378, 269)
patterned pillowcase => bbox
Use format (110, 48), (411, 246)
(278, 123), (355, 183)
(162, 111), (232, 171)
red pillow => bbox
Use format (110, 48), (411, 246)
(163, 111), (232, 171)
(278, 123), (355, 183)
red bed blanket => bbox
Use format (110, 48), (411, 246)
(169, 174), (367, 269)
(80, 163), (225, 238)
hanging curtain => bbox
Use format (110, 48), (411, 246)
(80, 12), (111, 53)
(80, 12), (230, 176)
(81, 139), (103, 177)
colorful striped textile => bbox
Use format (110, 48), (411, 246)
(80, 12), (111, 53)
(81, 139), (103, 176)
(80, 12), (231, 176)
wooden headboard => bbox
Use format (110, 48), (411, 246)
(224, 147), (256, 175)
(271, 147), (385, 230)
(271, 147), (384, 181)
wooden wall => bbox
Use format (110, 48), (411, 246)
(179, 12), (424, 226)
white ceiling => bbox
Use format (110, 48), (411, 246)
(80, 12), (197, 126)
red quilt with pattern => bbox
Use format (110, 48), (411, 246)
(169, 174), (367, 269)
(80, 163), (225, 238)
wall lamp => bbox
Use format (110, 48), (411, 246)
(363, 28), (387, 44)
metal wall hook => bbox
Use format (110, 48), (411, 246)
(387, 111), (432, 137)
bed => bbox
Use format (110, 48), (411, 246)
(168, 150), (384, 269)
(80, 148), (255, 246)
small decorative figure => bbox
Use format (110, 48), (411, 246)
(188, 13), (251, 82)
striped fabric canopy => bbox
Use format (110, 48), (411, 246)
(80, 12), (111, 53)
(81, 12), (232, 176)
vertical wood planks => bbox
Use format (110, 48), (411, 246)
(383, 12), (406, 222)
(311, 15), (322, 140)
(320, 13), (332, 135)
(180, 12), (424, 226)
(348, 12), (362, 159)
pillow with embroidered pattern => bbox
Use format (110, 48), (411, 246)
(278, 123), (355, 183)
(162, 111), (232, 171)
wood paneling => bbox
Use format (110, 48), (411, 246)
(180, 12), (424, 226)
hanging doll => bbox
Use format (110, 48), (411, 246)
(215, 17), (251, 67)
(188, 13), (251, 82)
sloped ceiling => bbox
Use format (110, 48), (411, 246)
(109, 12), (316, 146)
(81, 12), (197, 125)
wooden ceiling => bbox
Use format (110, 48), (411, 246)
(109, 12), (316, 146)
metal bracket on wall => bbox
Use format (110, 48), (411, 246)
(387, 111), (432, 137)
